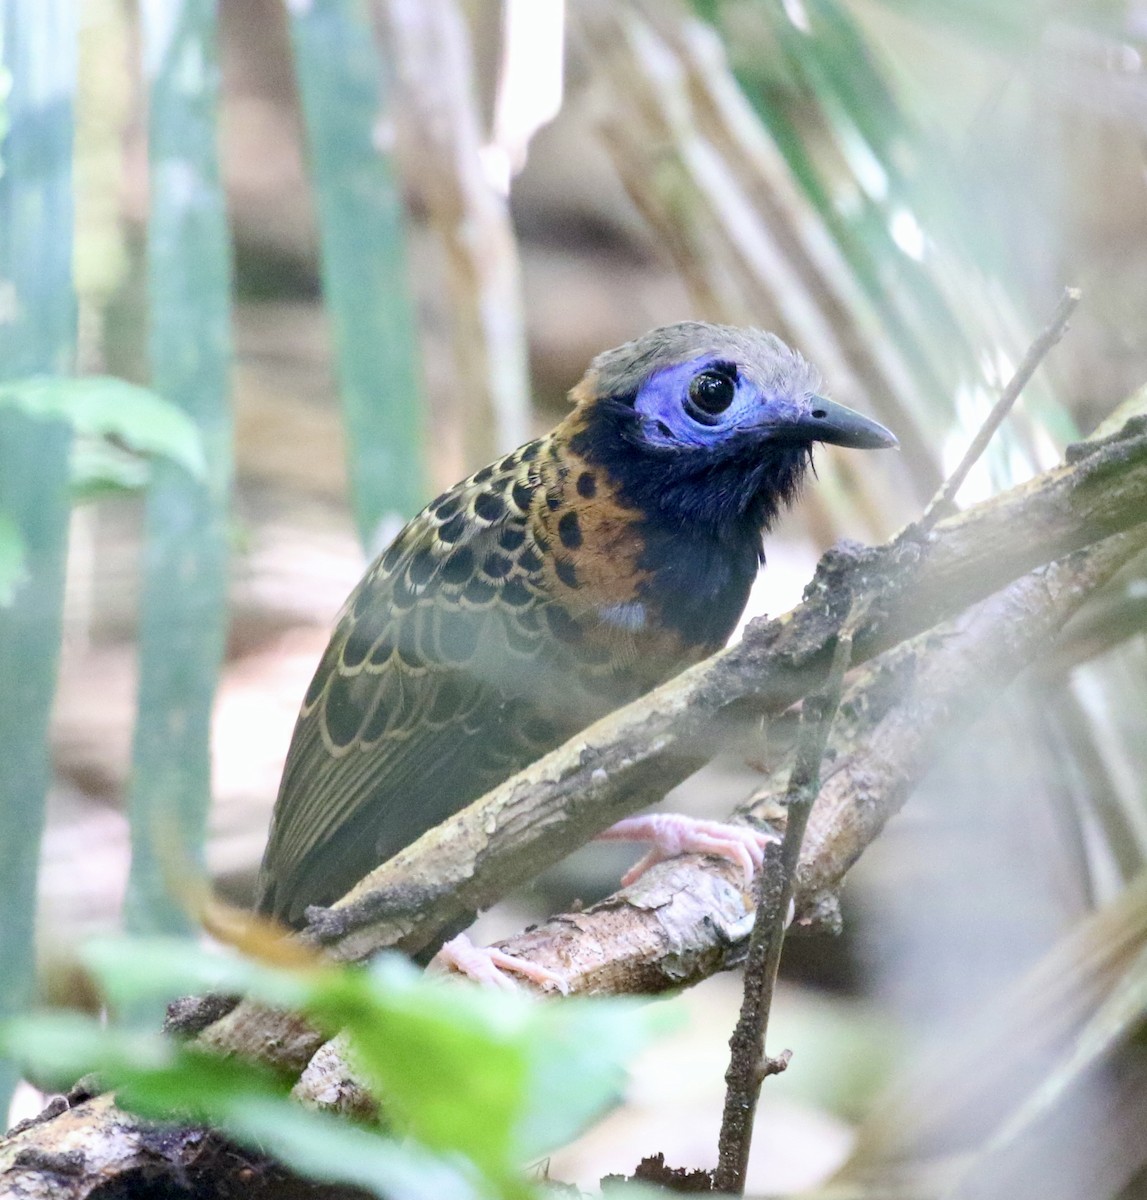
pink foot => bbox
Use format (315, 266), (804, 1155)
(597, 813), (780, 887)
(430, 933), (569, 994)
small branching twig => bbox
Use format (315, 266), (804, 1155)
(920, 287), (1082, 530)
(713, 615), (857, 1194)
(715, 288), (1076, 1191)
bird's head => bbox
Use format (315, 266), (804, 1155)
(568, 321), (897, 539)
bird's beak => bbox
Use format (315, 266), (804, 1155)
(774, 396), (898, 450)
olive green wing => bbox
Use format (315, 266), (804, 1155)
(256, 463), (567, 926)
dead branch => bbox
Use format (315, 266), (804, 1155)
(715, 612), (855, 1193)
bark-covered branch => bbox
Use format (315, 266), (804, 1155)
(5, 407), (1147, 1195)
(142, 405), (1147, 1075)
(404, 529), (1147, 992)
(306, 408), (1147, 966)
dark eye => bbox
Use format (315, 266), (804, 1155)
(687, 369), (736, 421)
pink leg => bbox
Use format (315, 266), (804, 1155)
(430, 933), (569, 994)
(597, 813), (779, 887)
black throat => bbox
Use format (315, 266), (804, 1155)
(569, 398), (813, 647)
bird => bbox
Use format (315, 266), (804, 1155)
(256, 322), (896, 984)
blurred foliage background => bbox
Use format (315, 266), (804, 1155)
(3, 0), (1147, 1195)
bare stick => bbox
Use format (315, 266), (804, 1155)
(713, 618), (856, 1194)
(920, 287), (1082, 530)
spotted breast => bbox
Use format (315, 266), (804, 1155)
(258, 428), (702, 926)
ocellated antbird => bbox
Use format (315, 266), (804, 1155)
(257, 322), (896, 983)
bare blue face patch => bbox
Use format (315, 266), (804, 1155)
(633, 356), (807, 448)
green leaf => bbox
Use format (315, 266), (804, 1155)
(80, 936), (313, 1015)
(224, 1099), (489, 1200)
(0, 511), (28, 607)
(0, 375), (207, 481)
(0, 1011), (485, 1200)
(0, 1011), (285, 1109)
(515, 997), (670, 1160)
(69, 436), (152, 501)
(326, 958), (670, 1172)
(77, 939), (667, 1184)
(335, 957), (532, 1176)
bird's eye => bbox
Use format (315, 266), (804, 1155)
(686, 369), (736, 422)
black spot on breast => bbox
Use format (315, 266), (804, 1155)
(545, 605), (583, 644)
(499, 453), (518, 473)
(438, 512), (467, 544)
(555, 558), (578, 588)
(576, 471), (597, 499)
(440, 546), (475, 585)
(558, 510), (583, 550)
(501, 578), (532, 608)
(325, 675), (365, 748)
(483, 552), (513, 579)
(491, 475), (510, 493)
(521, 440), (541, 462)
(545, 492), (562, 512)
(433, 493), (461, 521)
(408, 547), (436, 587)
(464, 575), (496, 605)
(511, 481), (532, 513)
(499, 525), (526, 551)
(473, 464), (495, 484)
(519, 546), (543, 574)
(474, 491), (506, 522)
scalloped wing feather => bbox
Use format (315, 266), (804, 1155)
(257, 444), (579, 924)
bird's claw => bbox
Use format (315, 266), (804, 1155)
(598, 813), (780, 887)
(431, 933), (570, 994)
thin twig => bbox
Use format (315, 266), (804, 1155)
(713, 616), (857, 1194)
(920, 287), (1082, 530)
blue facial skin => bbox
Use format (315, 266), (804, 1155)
(569, 354), (820, 646)
(632, 356), (806, 450)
